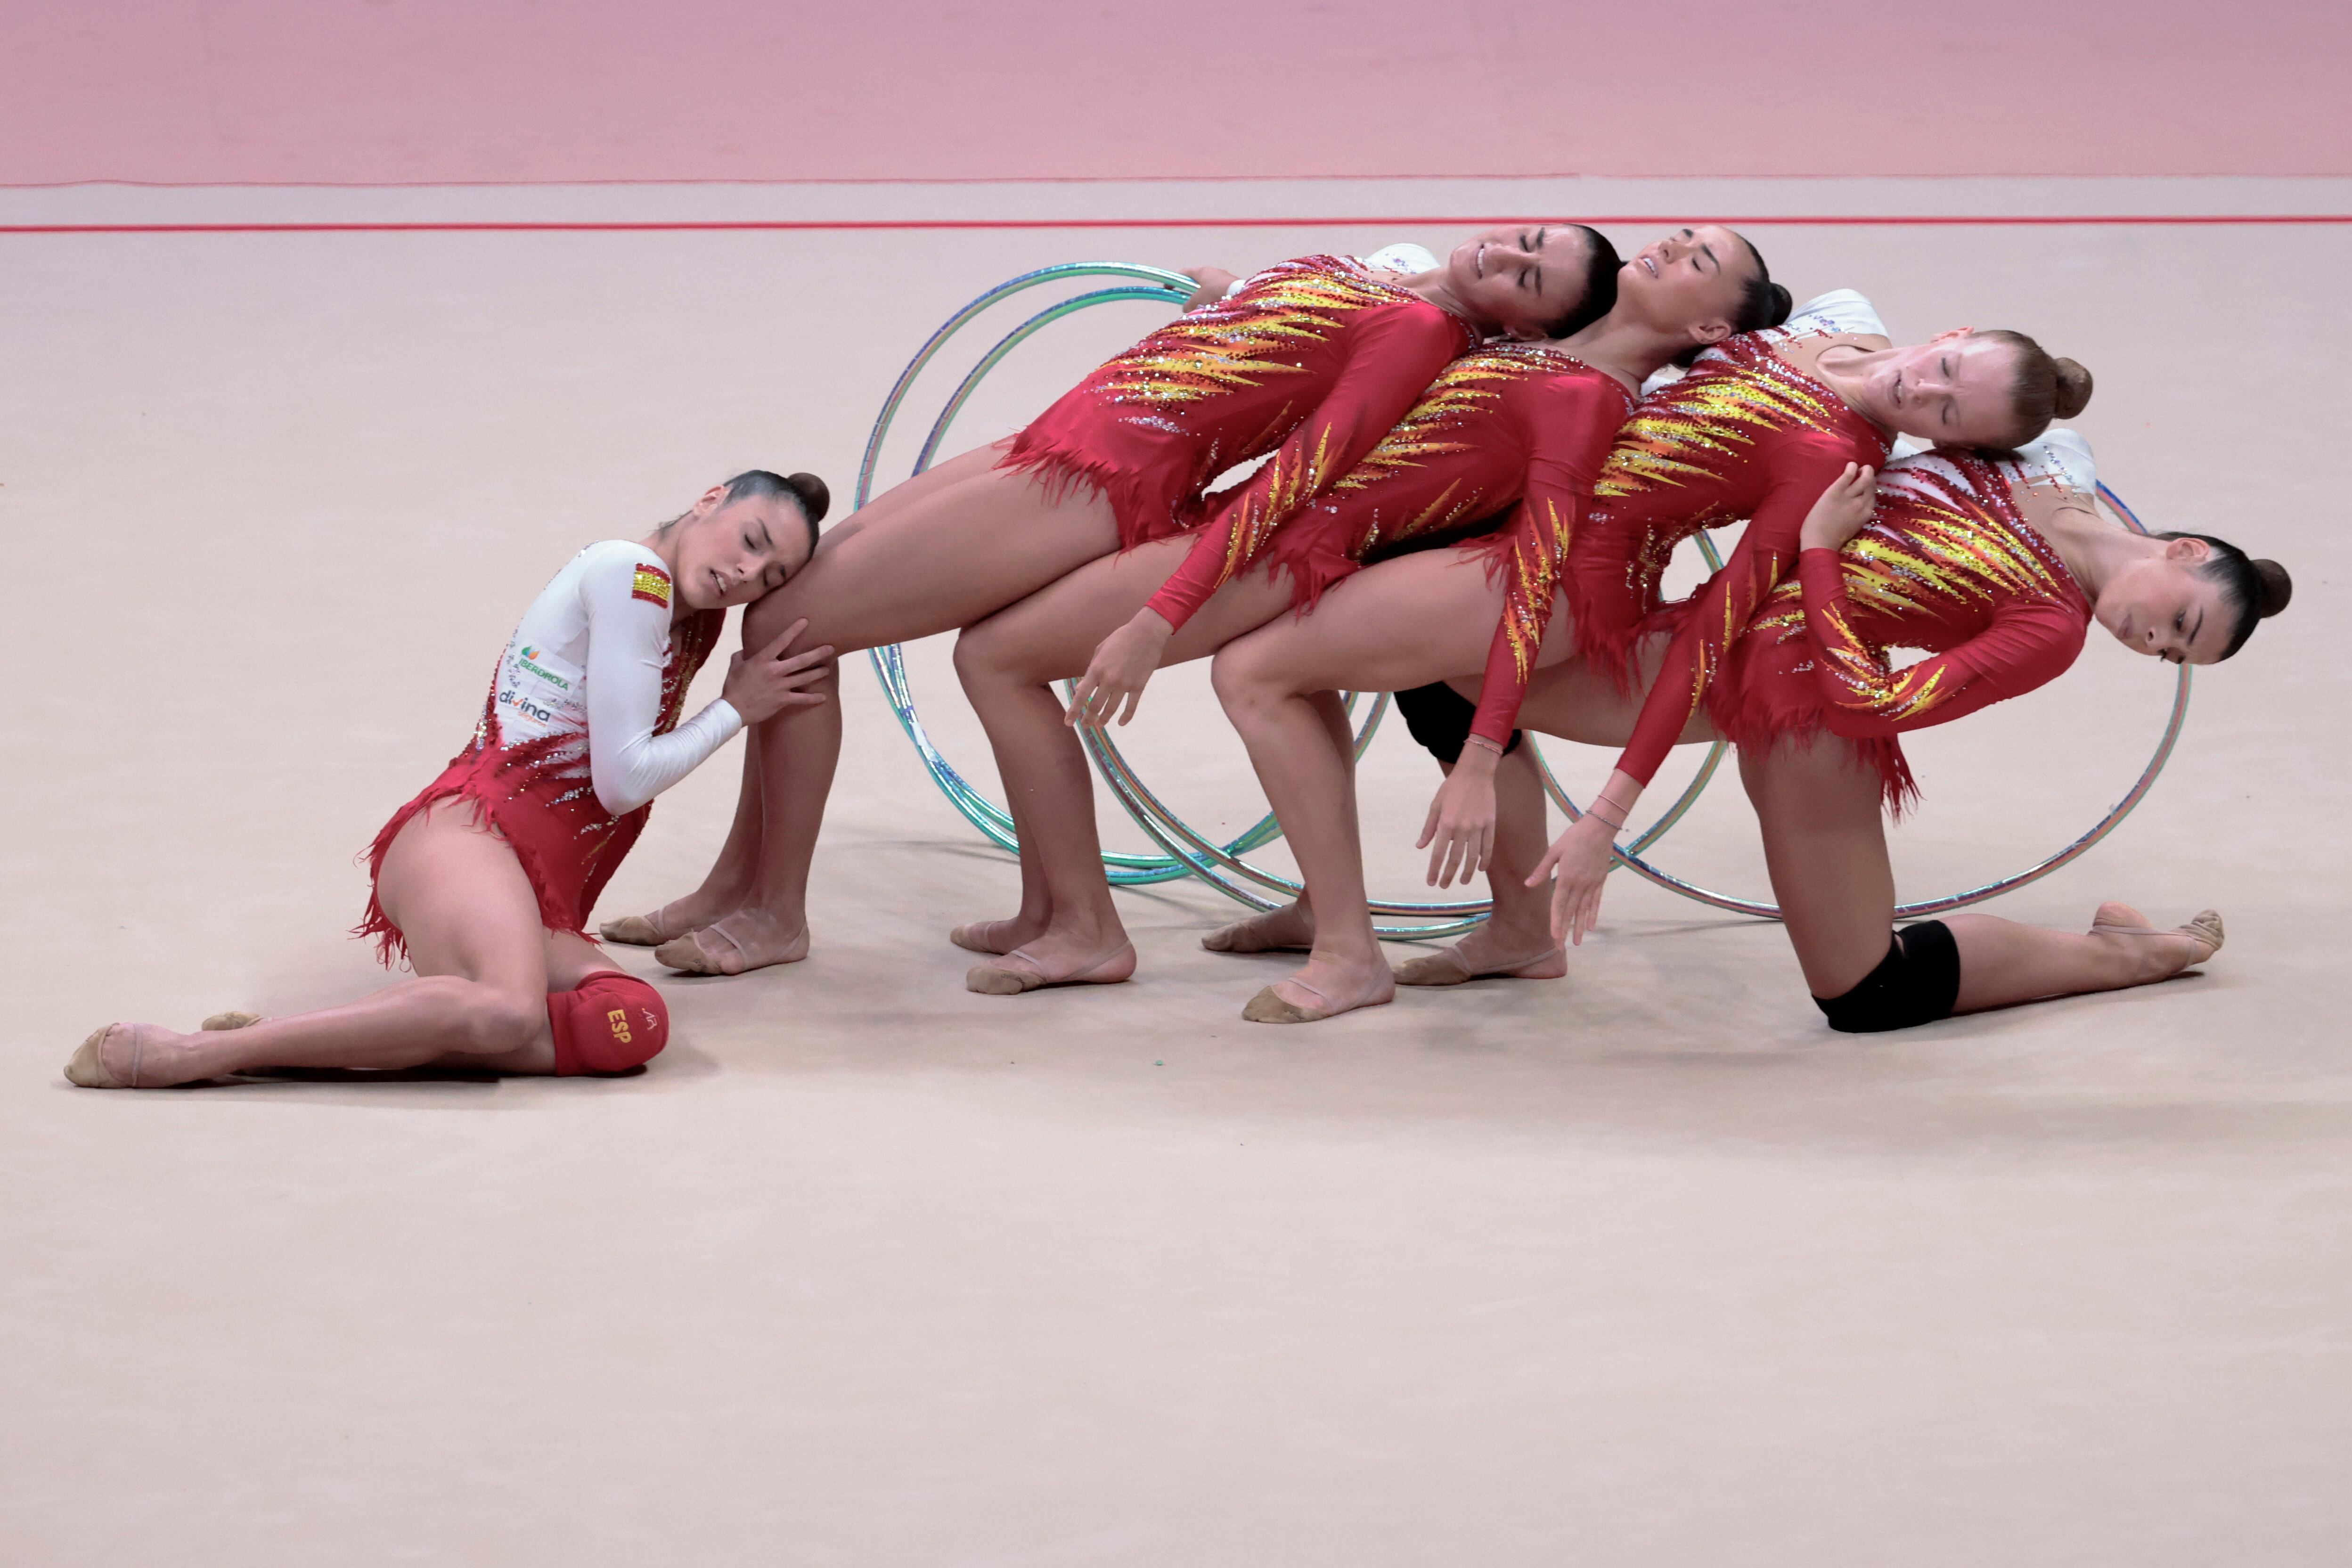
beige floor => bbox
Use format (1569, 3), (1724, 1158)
(5, 180), (2350, 1565)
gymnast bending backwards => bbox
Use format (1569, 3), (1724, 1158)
(945, 225), (1777, 993)
(602, 226), (1620, 975)
(63, 473), (833, 1089)
(1212, 286), (2093, 1020)
(1523, 437), (2284, 1029)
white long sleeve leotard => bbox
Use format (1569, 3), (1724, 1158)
(490, 540), (742, 816)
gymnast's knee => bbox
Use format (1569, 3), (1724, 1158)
(949, 622), (996, 686)
(1209, 640), (1284, 714)
(547, 972), (670, 1076)
(1813, 921), (1960, 1034)
(438, 984), (547, 1058)
(949, 617), (1032, 691)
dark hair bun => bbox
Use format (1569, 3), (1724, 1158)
(785, 471), (831, 525)
(2252, 558), (2293, 618)
(1765, 281), (1793, 328)
(2051, 358), (2094, 420)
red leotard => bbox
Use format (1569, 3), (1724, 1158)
(1258, 342), (1635, 744)
(1005, 255), (1475, 572)
(1709, 445), (2092, 811)
(1572, 298), (1894, 789)
(355, 588), (727, 965)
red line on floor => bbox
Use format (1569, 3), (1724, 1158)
(1, 214), (2346, 235)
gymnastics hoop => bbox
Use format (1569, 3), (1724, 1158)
(858, 262), (2189, 929)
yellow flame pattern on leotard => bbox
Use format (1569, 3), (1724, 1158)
(1750, 455), (2074, 722)
(1094, 256), (1427, 411)
(1593, 337), (1850, 510)
(1319, 342), (1586, 552)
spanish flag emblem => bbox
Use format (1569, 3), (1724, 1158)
(631, 562), (674, 607)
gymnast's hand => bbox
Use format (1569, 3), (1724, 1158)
(1800, 462), (1878, 552)
(720, 618), (836, 725)
(1418, 742), (1499, 888)
(1067, 608), (1174, 728)
(1529, 808), (1617, 947)
(1180, 267), (1241, 311)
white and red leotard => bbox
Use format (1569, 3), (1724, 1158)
(356, 541), (733, 962)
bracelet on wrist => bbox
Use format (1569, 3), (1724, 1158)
(1463, 733), (1505, 756)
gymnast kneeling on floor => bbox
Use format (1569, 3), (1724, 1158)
(65, 471), (834, 1090)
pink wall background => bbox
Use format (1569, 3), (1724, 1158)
(6, 0), (2347, 186)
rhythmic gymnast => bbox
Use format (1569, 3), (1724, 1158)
(1530, 437), (2286, 1027)
(1211, 288), (2092, 1020)
(604, 226), (1622, 975)
(63, 474), (833, 1089)
(945, 225), (1776, 993)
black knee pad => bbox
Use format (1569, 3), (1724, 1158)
(1394, 681), (1522, 767)
(1814, 920), (1960, 1034)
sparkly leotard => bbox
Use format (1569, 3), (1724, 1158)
(1001, 253), (1478, 628)
(1569, 289), (1896, 790)
(1710, 432), (2098, 810)
(356, 541), (732, 963)
(1258, 341), (1636, 744)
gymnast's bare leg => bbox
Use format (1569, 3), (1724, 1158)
(1209, 545), (1586, 1021)
(945, 539), (1307, 988)
(67, 800), (605, 1086)
(1738, 735), (2220, 1022)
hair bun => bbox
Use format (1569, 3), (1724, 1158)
(2252, 558), (2293, 618)
(786, 471), (832, 525)
(2051, 357), (2094, 420)
(1766, 282), (1793, 328)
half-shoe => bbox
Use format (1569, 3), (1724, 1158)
(1201, 911), (1313, 955)
(1241, 968), (1394, 1025)
(950, 921), (1022, 956)
(64, 1025), (136, 1089)
(1393, 942), (1565, 987)
(966, 941), (1134, 996)
(600, 905), (694, 947)
(2181, 909), (2225, 960)
(654, 917), (809, 977)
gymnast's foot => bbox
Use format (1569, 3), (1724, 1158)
(950, 914), (1050, 956)
(2089, 901), (2223, 978)
(1393, 919), (1565, 986)
(1201, 901), (1314, 955)
(599, 890), (744, 947)
(966, 923), (1135, 995)
(1241, 953), (1395, 1025)
(65, 1023), (211, 1089)
(653, 909), (810, 976)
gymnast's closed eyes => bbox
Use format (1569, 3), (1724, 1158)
(65, 474), (832, 1089)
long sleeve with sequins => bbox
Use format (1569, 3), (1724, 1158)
(1795, 546), (2085, 732)
(1568, 294), (1893, 685)
(1610, 427), (1871, 786)
(1464, 373), (1632, 746)
(1142, 301), (1475, 629)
